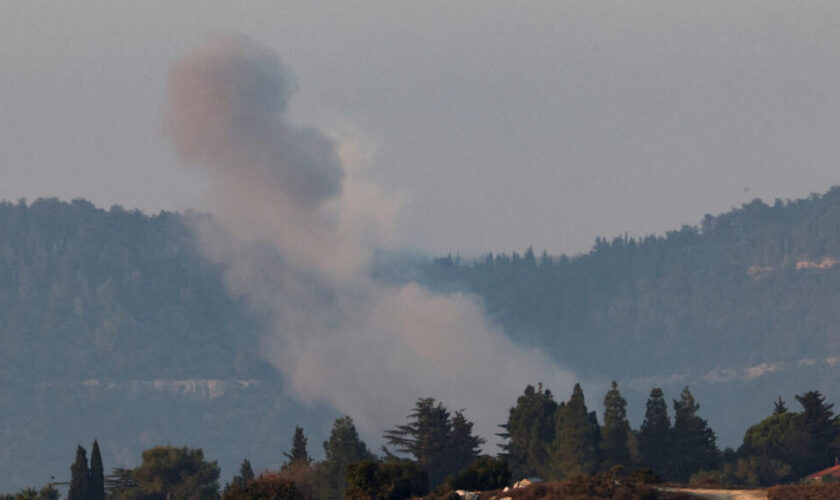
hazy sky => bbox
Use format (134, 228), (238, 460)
(2, 1), (840, 256)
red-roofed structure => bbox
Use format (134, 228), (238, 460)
(806, 463), (840, 482)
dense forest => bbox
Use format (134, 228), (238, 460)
(400, 187), (840, 446)
(4, 188), (840, 490)
(414, 188), (840, 378)
(0, 198), (333, 490)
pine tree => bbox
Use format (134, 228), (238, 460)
(773, 396), (787, 415)
(283, 426), (312, 468)
(601, 381), (631, 468)
(239, 459), (255, 484)
(669, 387), (719, 482)
(638, 388), (671, 478)
(448, 410), (485, 474)
(383, 397), (453, 487)
(318, 416), (374, 498)
(68, 445), (89, 500)
(548, 383), (600, 479)
(499, 384), (559, 478)
(795, 390), (838, 473)
(89, 440), (105, 500)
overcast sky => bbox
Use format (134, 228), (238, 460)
(2, 1), (839, 256)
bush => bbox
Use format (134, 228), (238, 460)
(345, 460), (428, 500)
(223, 473), (301, 500)
(445, 456), (511, 492)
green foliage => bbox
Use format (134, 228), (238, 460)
(499, 384), (559, 478)
(316, 416), (375, 498)
(669, 387), (719, 482)
(795, 391), (838, 474)
(409, 187), (840, 452)
(444, 456), (511, 492)
(638, 388), (670, 478)
(283, 427), (312, 469)
(600, 381), (632, 469)
(345, 460), (428, 500)
(774, 396), (787, 415)
(384, 398), (483, 487)
(548, 383), (600, 479)
(222, 473), (301, 500)
(89, 440), (105, 500)
(223, 459), (255, 497)
(69, 446), (89, 500)
(116, 446), (220, 500)
(448, 411), (485, 475)
(739, 392), (838, 480)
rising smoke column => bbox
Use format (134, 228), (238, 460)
(165, 35), (576, 444)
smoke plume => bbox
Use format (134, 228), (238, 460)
(165, 35), (575, 444)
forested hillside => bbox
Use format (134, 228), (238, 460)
(4, 189), (840, 489)
(407, 187), (840, 447)
(0, 198), (333, 490)
(0, 198), (272, 382)
(418, 188), (840, 379)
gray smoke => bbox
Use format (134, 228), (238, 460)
(165, 35), (576, 445)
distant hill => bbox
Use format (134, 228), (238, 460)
(4, 189), (840, 489)
(405, 187), (840, 449)
(0, 198), (334, 490)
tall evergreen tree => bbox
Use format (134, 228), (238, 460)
(548, 383), (600, 479)
(448, 410), (485, 474)
(773, 396), (787, 415)
(669, 387), (719, 481)
(638, 388), (671, 478)
(499, 384), (559, 478)
(283, 426), (312, 468)
(318, 416), (375, 498)
(795, 390), (838, 473)
(68, 445), (89, 500)
(89, 440), (105, 500)
(601, 381), (631, 468)
(383, 397), (453, 487)
(239, 459), (255, 484)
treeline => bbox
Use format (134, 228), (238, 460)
(11, 383), (840, 499)
(501, 383), (840, 488)
(412, 187), (840, 380)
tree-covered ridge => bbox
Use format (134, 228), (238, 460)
(0, 197), (270, 382)
(418, 186), (840, 379)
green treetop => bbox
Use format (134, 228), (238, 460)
(499, 383), (559, 478)
(639, 388), (671, 477)
(600, 381), (631, 469)
(548, 383), (600, 479)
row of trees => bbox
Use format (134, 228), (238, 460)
(9, 384), (838, 498)
(501, 383), (718, 483)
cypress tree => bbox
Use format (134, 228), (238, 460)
(68, 445), (89, 500)
(548, 383), (600, 479)
(89, 440), (105, 500)
(638, 388), (670, 478)
(601, 381), (631, 468)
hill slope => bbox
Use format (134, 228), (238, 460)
(4, 189), (840, 488)
(410, 187), (840, 447)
